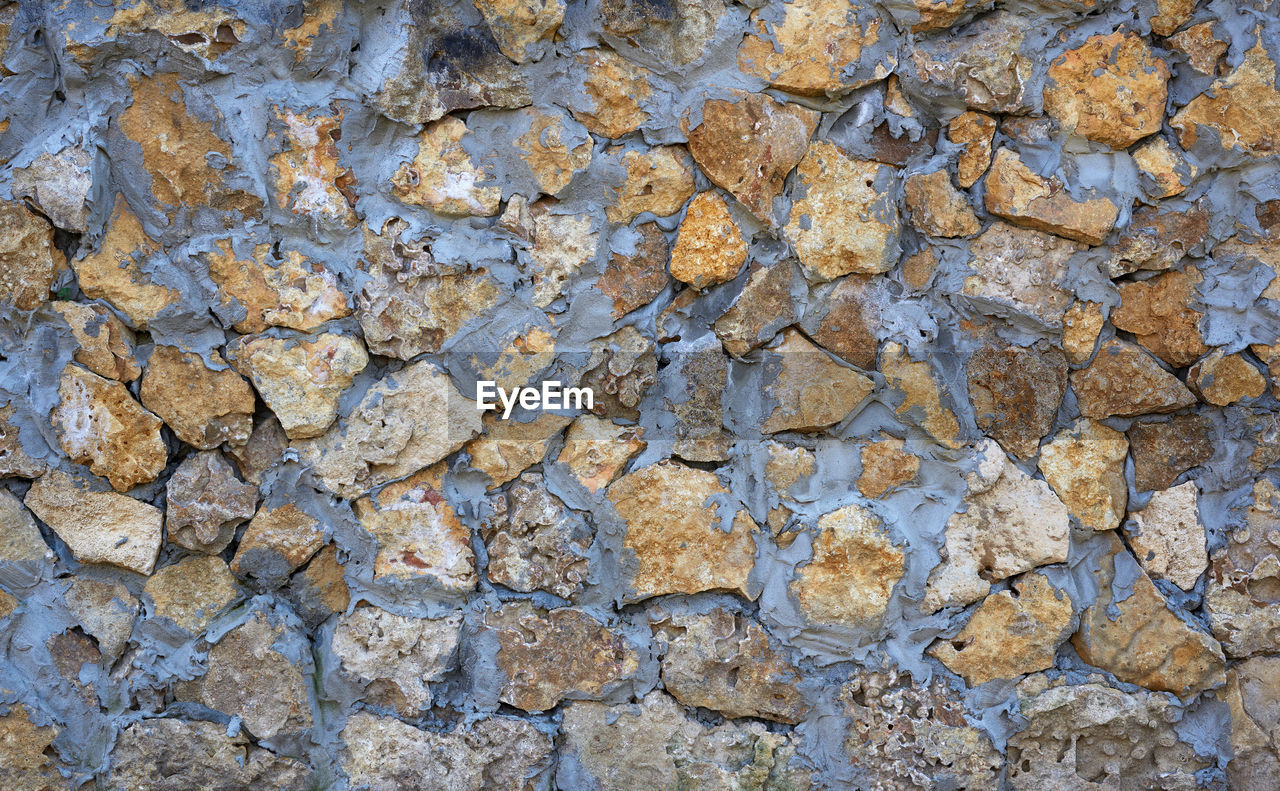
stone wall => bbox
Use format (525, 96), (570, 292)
(0, 0), (1278, 788)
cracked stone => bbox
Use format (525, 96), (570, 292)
(143, 554), (240, 634)
(332, 605), (462, 716)
(1043, 32), (1169, 149)
(225, 414), (287, 482)
(25, 470), (162, 575)
(1038, 419), (1129, 532)
(761, 329), (874, 434)
(1071, 339), (1196, 419)
(482, 472), (591, 599)
(1105, 202), (1208, 278)
(737, 0), (893, 96)
(949, 110), (997, 188)
(1125, 480), (1207, 591)
(966, 340), (1068, 459)
(0, 202), (59, 312)
(284, 544), (350, 630)
(140, 346), (255, 449)
(793, 504), (904, 630)
(556, 414), (646, 494)
(1189, 349), (1266, 406)
(11, 147), (92, 232)
(109, 718), (311, 791)
(1133, 137), (1198, 198)
(473, 0), (563, 63)
(1222, 655), (1280, 788)
(467, 413), (571, 489)
(799, 273), (881, 369)
(984, 148), (1119, 245)
(963, 221), (1083, 328)
(1111, 266), (1207, 367)
(165, 451), (258, 554)
(53, 364), (165, 492)
(714, 262), (799, 359)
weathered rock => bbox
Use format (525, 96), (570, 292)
(71, 199), (177, 327)
(143, 554), (241, 634)
(841, 668), (1002, 790)
(0, 490), (54, 570)
(108, 718), (312, 791)
(165, 451), (258, 554)
(523, 207), (599, 308)
(559, 692), (811, 790)
(949, 110), (997, 188)
(1111, 266), (1207, 367)
(231, 503), (326, 588)
(293, 359), (482, 498)
(1071, 339), (1197, 419)
(766, 441), (816, 494)
(353, 462), (475, 590)
(140, 346), (255, 449)
(910, 11), (1036, 114)
(966, 341), (1068, 459)
(963, 222), (1084, 328)
(607, 461), (757, 601)
(284, 544), (350, 630)
(786, 142), (901, 280)
(332, 606), (462, 715)
(880, 342), (962, 449)
(1205, 479), (1280, 658)
(1043, 32), (1169, 149)
(1222, 655), (1280, 788)
(24, 470), (162, 575)
(392, 116), (501, 216)
(488, 603), (638, 711)
(1133, 137), (1197, 198)
(269, 108), (357, 226)
(570, 48), (653, 138)
(685, 93), (818, 223)
(606, 146), (696, 223)
(467, 414), (570, 489)
(206, 239), (351, 334)
(228, 333), (367, 440)
(1172, 42), (1280, 157)
(1189, 349), (1266, 405)
(930, 572), (1073, 686)
(711, 262), (795, 357)
(904, 170), (979, 237)
(1167, 21), (1228, 76)
(1150, 0), (1194, 36)
(669, 192), (746, 289)
(596, 222), (669, 319)
(858, 436), (919, 498)
(1128, 414), (1212, 491)
(51, 302), (138, 382)
(1038, 419), (1129, 532)
(482, 473), (590, 598)
(1062, 300), (1105, 364)
(556, 414), (646, 493)
(1105, 202), (1208, 277)
(1072, 534), (1225, 699)
(799, 274), (880, 368)
(793, 504), (904, 630)
(984, 148), (1119, 245)
(515, 108), (593, 197)
(473, 0), (563, 62)
(11, 147), (93, 232)
(599, 0), (724, 67)
(737, 0), (893, 96)
(761, 329), (874, 434)
(924, 441), (1070, 612)
(653, 607), (808, 724)
(340, 712), (553, 791)
(64, 577), (137, 660)
(0, 706), (67, 791)
(1006, 674), (1213, 790)
(53, 364), (165, 492)
(0, 406), (48, 480)
(1125, 481), (1206, 591)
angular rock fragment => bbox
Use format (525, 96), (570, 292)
(600, 0), (724, 67)
(1062, 300), (1105, 364)
(1189, 349), (1266, 406)
(11, 147), (93, 232)
(64, 577), (137, 660)
(1125, 481), (1206, 590)
(711, 262), (797, 359)
(793, 504), (903, 630)
(1128, 415), (1212, 491)
(962, 222), (1083, 328)
(0, 215), (53, 309)
(392, 116), (500, 216)
(1133, 137), (1197, 198)
(596, 222), (669, 319)
(1111, 266), (1207, 367)
(523, 207), (598, 308)
(1172, 42), (1280, 157)
(473, 0), (563, 63)
(143, 554), (241, 634)
(228, 333), (367, 440)
(482, 473), (591, 598)
(669, 192), (745, 289)
(0, 406), (47, 480)
(607, 461), (757, 601)
(1043, 32), (1169, 149)
(765, 441), (815, 494)
(984, 148), (1118, 245)
(165, 451), (258, 554)
(1071, 339), (1196, 419)
(1105, 202), (1208, 277)
(909, 11), (1036, 114)
(606, 146), (695, 223)
(108, 718), (312, 791)
(25, 470), (162, 575)
(761, 329), (874, 434)
(858, 436), (919, 499)
(556, 414), (645, 493)
(467, 413), (570, 489)
(966, 341), (1067, 459)
(570, 48), (653, 138)
(1167, 21), (1228, 76)
(332, 606), (461, 715)
(1038, 419), (1129, 532)
(904, 170), (979, 237)
(880, 342), (961, 448)
(51, 301), (139, 382)
(269, 107), (357, 226)
(1222, 655), (1280, 788)
(140, 346), (255, 449)
(798, 273), (880, 368)
(284, 544), (350, 630)
(1205, 479), (1280, 658)
(737, 0), (893, 96)
(53, 364), (165, 492)
(949, 110), (996, 188)
(206, 239), (351, 334)
(231, 503), (326, 588)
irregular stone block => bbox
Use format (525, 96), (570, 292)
(1173, 42), (1280, 157)
(880, 342), (961, 449)
(761, 329), (874, 434)
(53, 364), (165, 492)
(793, 504), (904, 630)
(140, 346), (255, 449)
(1206, 479), (1280, 658)
(1071, 339), (1196, 419)
(51, 302), (139, 382)
(108, 718), (311, 791)
(962, 221), (1083, 328)
(165, 451), (258, 554)
(332, 605), (462, 715)
(1111, 266), (1207, 367)
(482, 473), (590, 599)
(738, 0), (893, 96)
(1038, 419), (1129, 532)
(669, 192), (745, 289)
(231, 503), (326, 589)
(206, 239), (351, 334)
(984, 148), (1118, 245)
(1043, 32), (1169, 149)
(967, 341), (1067, 459)
(25, 470), (162, 575)
(143, 554), (241, 634)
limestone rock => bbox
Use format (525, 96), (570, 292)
(737, 0), (893, 96)
(559, 692), (811, 791)
(467, 413), (570, 489)
(51, 302), (138, 382)
(1043, 32), (1169, 149)
(1189, 349), (1266, 406)
(165, 451), (258, 554)
(143, 554), (240, 634)
(799, 273), (881, 368)
(0, 707), (61, 791)
(909, 11), (1036, 114)
(1105, 202), (1208, 277)
(140, 346), (255, 449)
(206, 239), (351, 334)
(1071, 339), (1197, 419)
(607, 461), (757, 601)
(570, 48), (653, 138)
(108, 718), (311, 791)
(293, 359), (482, 498)
(64, 577), (137, 660)
(0, 489), (54, 569)
(761, 329), (874, 434)
(967, 341), (1068, 459)
(269, 108), (356, 226)
(53, 364), (165, 492)
(71, 200), (177, 327)
(1205, 479), (1280, 658)
(556, 415), (646, 493)
(685, 93), (818, 223)
(841, 668), (1002, 790)
(284, 544), (350, 630)
(482, 473), (591, 598)
(714, 262), (799, 358)
(653, 607), (806, 724)
(340, 712), (553, 791)
(766, 441), (816, 494)
(1062, 300), (1105, 364)
(11, 147), (92, 232)
(332, 606), (462, 715)
(1150, 0), (1194, 36)
(794, 504), (904, 630)
(929, 572), (1073, 686)
(25, 470), (162, 575)
(888, 0), (990, 33)
(785, 142), (901, 280)
(228, 333), (367, 440)
(606, 146), (695, 223)
(523, 207), (598, 308)
(1128, 415), (1213, 491)
(1222, 656), (1280, 788)
(0, 406), (47, 480)
(904, 170), (979, 237)
(949, 110), (997, 188)
(984, 148), (1119, 245)
(963, 222), (1084, 328)
(599, 0), (725, 68)
(880, 342), (962, 449)
(1007, 674), (1212, 790)
(1125, 481), (1206, 590)
(352, 463), (476, 590)
(515, 108), (592, 197)
(1167, 21), (1228, 76)
(488, 603), (638, 712)
(1072, 534), (1225, 699)
(1038, 419), (1129, 532)
(473, 0), (563, 63)
(1111, 266), (1207, 367)
(1133, 137), (1197, 198)
(858, 436), (919, 498)
(392, 116), (500, 216)
(231, 503), (326, 589)
(924, 441), (1070, 612)
(669, 192), (746, 289)
(1172, 42), (1280, 158)
(596, 222), (670, 319)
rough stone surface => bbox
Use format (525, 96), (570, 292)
(596, 221), (669, 319)
(799, 273), (880, 368)
(669, 191), (746, 289)
(51, 302), (139, 382)
(53, 364), (165, 492)
(857, 436), (919, 499)
(984, 148), (1119, 245)
(165, 451), (258, 554)
(761, 329), (874, 434)
(880, 342), (961, 449)
(0, 406), (47, 480)
(606, 146), (696, 224)
(1133, 136), (1197, 198)
(963, 222), (1083, 328)
(1125, 481), (1207, 591)
(909, 11), (1036, 114)
(482, 473), (590, 598)
(1223, 655), (1280, 788)
(794, 504), (904, 631)
(1071, 339), (1197, 419)
(11, 147), (92, 232)
(140, 346), (255, 449)
(570, 48), (653, 138)
(737, 0), (892, 96)
(1043, 32), (1169, 149)
(108, 718), (311, 791)
(393, 116), (500, 216)
(231, 503), (326, 588)
(1038, 419), (1129, 532)
(949, 110), (996, 188)
(1189, 349), (1267, 406)
(904, 169), (979, 237)
(207, 239), (351, 334)
(71, 200), (177, 327)
(467, 414), (570, 489)
(1128, 415), (1213, 491)
(1112, 266), (1208, 367)
(556, 414), (645, 494)
(0, 202), (60, 311)
(1172, 42), (1280, 157)
(24, 470), (162, 575)
(966, 341), (1067, 459)
(715, 262), (800, 358)
(1061, 300), (1105, 364)
(143, 554), (241, 634)
(1106, 202), (1209, 278)
(332, 605), (461, 715)
(1206, 479), (1280, 658)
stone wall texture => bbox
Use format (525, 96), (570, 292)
(1, 0), (1279, 788)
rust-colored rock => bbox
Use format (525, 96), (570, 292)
(51, 301), (138, 382)
(269, 107), (357, 226)
(392, 116), (500, 216)
(880, 342), (962, 449)
(1111, 266), (1207, 367)
(904, 170), (979, 237)
(0, 202), (60, 311)
(140, 346), (255, 449)
(793, 504), (904, 630)
(1043, 32), (1169, 149)
(1150, 0), (1194, 36)
(1071, 339), (1196, 419)
(1133, 137), (1198, 198)
(949, 111), (997, 188)
(984, 148), (1118, 245)
(53, 364), (165, 492)
(1038, 419), (1129, 532)
(556, 414), (645, 494)
(1188, 349), (1266, 406)
(966, 341), (1068, 459)
(467, 413), (570, 489)
(1167, 21), (1228, 76)
(206, 238), (351, 334)
(1128, 414), (1213, 491)
(606, 145), (695, 223)
(669, 191), (746, 288)
(800, 273), (881, 368)
(715, 262), (800, 358)
(515, 108), (593, 196)
(858, 436), (919, 498)
(473, 0), (563, 63)
(1172, 42), (1280, 157)
(71, 199), (177, 327)
(1062, 300), (1105, 364)
(570, 48), (652, 138)
(1106, 202), (1208, 277)
(596, 222), (669, 320)
(737, 0), (893, 96)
